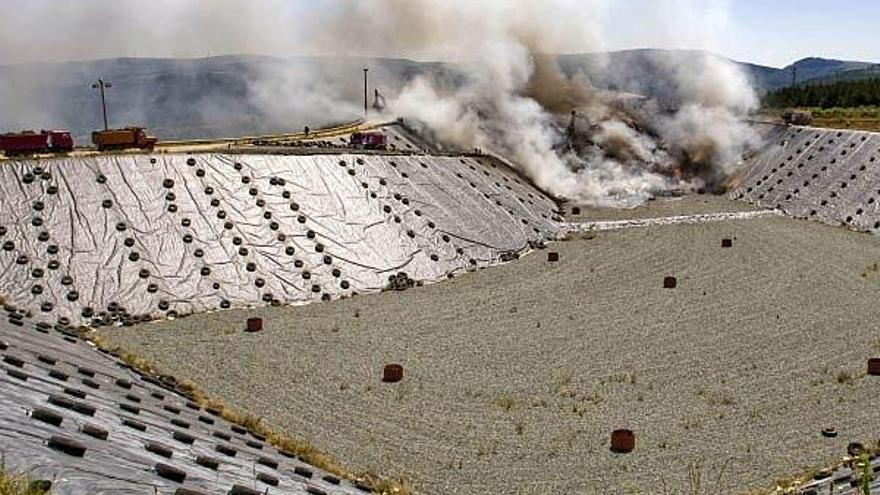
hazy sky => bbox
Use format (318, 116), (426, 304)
(729, 0), (880, 65)
(0, 0), (877, 67)
(613, 0), (880, 66)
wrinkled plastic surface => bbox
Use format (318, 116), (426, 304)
(0, 316), (363, 495)
(0, 153), (561, 326)
(731, 126), (880, 232)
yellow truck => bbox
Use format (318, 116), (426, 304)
(92, 127), (158, 151)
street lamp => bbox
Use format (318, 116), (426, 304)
(91, 79), (112, 130)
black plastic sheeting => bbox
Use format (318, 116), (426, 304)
(0, 316), (365, 495)
(731, 126), (880, 233)
(0, 153), (561, 327)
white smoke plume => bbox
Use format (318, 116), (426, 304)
(658, 54), (761, 186)
(0, 0), (760, 206)
(342, 0), (761, 205)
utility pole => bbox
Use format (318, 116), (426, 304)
(791, 66), (798, 88)
(91, 79), (112, 130)
(363, 68), (369, 121)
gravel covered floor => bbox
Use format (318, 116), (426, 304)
(105, 200), (880, 495)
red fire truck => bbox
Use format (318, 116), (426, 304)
(350, 132), (388, 150)
(0, 130), (74, 156)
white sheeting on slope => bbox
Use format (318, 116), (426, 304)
(0, 153), (561, 326)
(731, 126), (880, 232)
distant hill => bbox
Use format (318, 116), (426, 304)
(801, 65), (880, 85)
(783, 57), (875, 83)
(1, 50), (877, 141)
(0, 55), (454, 141)
(746, 57), (880, 91)
(559, 51), (880, 96)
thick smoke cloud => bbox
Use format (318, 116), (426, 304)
(0, 0), (758, 205)
(0, 0), (359, 139)
(327, 0), (759, 205)
(0, 0), (305, 64)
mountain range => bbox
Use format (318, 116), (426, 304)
(0, 50), (877, 141)
(742, 55), (878, 90)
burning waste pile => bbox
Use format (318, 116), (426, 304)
(337, 0), (762, 207)
(2, 0), (761, 208)
(386, 50), (759, 208)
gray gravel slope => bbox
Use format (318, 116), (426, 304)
(106, 210), (880, 495)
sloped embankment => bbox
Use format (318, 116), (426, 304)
(0, 315), (369, 494)
(731, 125), (880, 232)
(0, 152), (561, 327)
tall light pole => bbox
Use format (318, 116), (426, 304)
(363, 68), (369, 121)
(91, 79), (112, 130)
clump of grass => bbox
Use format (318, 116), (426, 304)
(476, 441), (499, 458)
(809, 106), (880, 120)
(553, 372), (576, 398)
(557, 388), (576, 399)
(857, 452), (874, 495)
(496, 395), (516, 412)
(685, 458), (731, 495)
(176, 379), (206, 403)
(607, 373), (637, 385)
(85, 331), (160, 375)
(0, 460), (48, 495)
(836, 371), (855, 386)
(681, 417), (702, 431)
(361, 475), (412, 495)
(748, 441), (880, 495)
(79, 329), (410, 495)
(464, 388), (483, 399)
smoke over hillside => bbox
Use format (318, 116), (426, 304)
(0, 0), (759, 205)
(320, 0), (759, 204)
